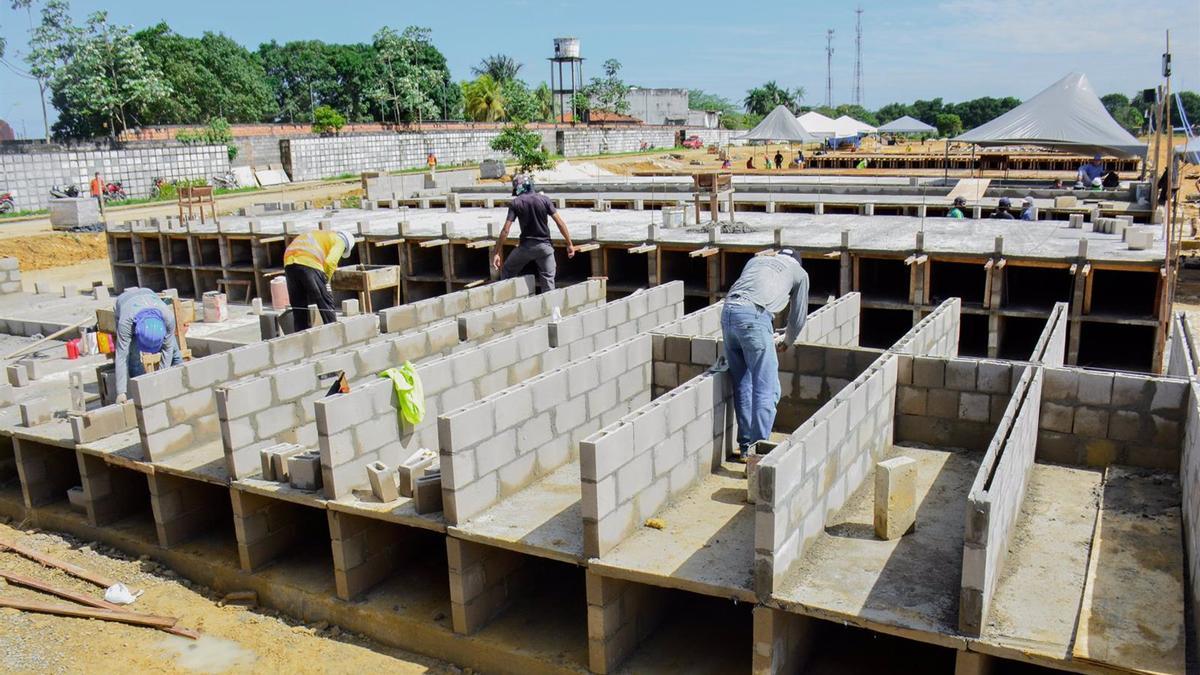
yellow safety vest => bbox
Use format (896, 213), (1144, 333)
(284, 231), (343, 278)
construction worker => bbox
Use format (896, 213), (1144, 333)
(90, 171), (103, 212)
(948, 196), (967, 219)
(721, 249), (809, 460)
(493, 174), (575, 292)
(991, 197), (1016, 219)
(1076, 154), (1104, 187)
(283, 230), (355, 330)
(113, 288), (181, 402)
(1020, 197), (1036, 221)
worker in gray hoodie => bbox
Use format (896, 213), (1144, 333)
(113, 288), (182, 401)
(721, 249), (809, 459)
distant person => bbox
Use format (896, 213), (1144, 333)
(493, 174), (576, 292)
(774, 150), (783, 169)
(1020, 197), (1036, 221)
(721, 158), (732, 169)
(1102, 170), (1120, 189)
(796, 150), (805, 167)
(427, 152), (438, 177)
(90, 171), (103, 211)
(764, 152), (772, 170)
(113, 288), (181, 402)
(746, 157), (755, 170)
(948, 196), (967, 219)
(1052, 178), (1065, 189)
(1076, 154), (1104, 187)
(991, 197), (1015, 219)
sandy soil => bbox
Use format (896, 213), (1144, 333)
(0, 233), (107, 271)
(0, 521), (454, 674)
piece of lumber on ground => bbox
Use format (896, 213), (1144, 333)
(0, 597), (176, 628)
(0, 539), (119, 589)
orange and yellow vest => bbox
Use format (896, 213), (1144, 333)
(284, 231), (344, 278)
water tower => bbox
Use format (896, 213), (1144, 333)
(549, 38), (584, 123)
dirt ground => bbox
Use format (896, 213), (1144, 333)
(0, 233), (107, 271)
(0, 521), (454, 674)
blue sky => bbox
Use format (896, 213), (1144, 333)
(1, 0), (1197, 137)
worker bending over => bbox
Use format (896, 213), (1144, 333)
(283, 230), (355, 330)
(493, 174), (575, 292)
(114, 287), (181, 402)
(721, 249), (809, 459)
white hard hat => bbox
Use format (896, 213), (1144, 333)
(337, 231), (355, 258)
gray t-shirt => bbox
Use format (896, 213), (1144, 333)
(726, 255), (810, 344)
(505, 192), (556, 243)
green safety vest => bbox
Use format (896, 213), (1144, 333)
(379, 362), (424, 425)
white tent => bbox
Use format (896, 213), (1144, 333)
(797, 111), (837, 138)
(1175, 137), (1200, 165)
(738, 105), (818, 142)
(877, 115), (937, 134)
(834, 115), (876, 135)
(954, 72), (1147, 158)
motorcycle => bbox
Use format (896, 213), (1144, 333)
(0, 193), (13, 214)
(150, 177), (167, 199)
(211, 172), (238, 190)
(50, 184), (80, 198)
(103, 181), (127, 202)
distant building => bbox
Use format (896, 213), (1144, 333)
(0, 119), (14, 142)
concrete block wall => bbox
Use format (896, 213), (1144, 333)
(446, 536), (537, 635)
(751, 606), (815, 675)
(894, 355), (1023, 451)
(774, 344), (884, 432)
(0, 258), (21, 294)
(890, 297), (960, 358)
(316, 325), (565, 499)
(327, 510), (408, 601)
(12, 438), (78, 508)
(77, 452), (147, 526)
(282, 132), (508, 181)
(1030, 302), (1068, 366)
(959, 367), (1043, 635)
(230, 487), (307, 571)
(218, 320), (461, 479)
(754, 353), (898, 596)
(585, 570), (670, 674)
(1180, 382), (1200, 652)
(685, 129), (748, 147)
(652, 300), (723, 340)
(131, 314), (380, 461)
(794, 293), (860, 347)
(366, 169), (478, 201)
(439, 334), (654, 525)
(549, 282), (684, 361)
(580, 369), (732, 558)
(1167, 312), (1197, 378)
(458, 279), (605, 342)
(1037, 366), (1188, 469)
(380, 276), (534, 333)
(559, 128), (676, 157)
(1, 143), (230, 211)
(147, 472), (228, 547)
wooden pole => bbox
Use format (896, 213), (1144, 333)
(1, 316), (95, 361)
(0, 538), (120, 589)
(0, 597), (179, 630)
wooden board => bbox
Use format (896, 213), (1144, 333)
(947, 178), (992, 202)
(1072, 467), (1185, 674)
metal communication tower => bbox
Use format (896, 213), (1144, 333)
(825, 29), (835, 108)
(852, 7), (864, 106)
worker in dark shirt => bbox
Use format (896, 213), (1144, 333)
(990, 197), (1016, 219)
(493, 174), (576, 291)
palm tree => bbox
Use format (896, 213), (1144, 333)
(533, 82), (554, 122)
(463, 75), (505, 122)
(471, 54), (522, 83)
(743, 81), (804, 115)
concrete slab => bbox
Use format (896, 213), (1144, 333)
(328, 491), (447, 534)
(233, 476), (329, 509)
(449, 461), (584, 564)
(771, 445), (978, 650)
(589, 461), (755, 603)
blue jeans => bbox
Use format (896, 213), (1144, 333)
(721, 302), (780, 452)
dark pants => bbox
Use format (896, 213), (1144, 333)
(501, 240), (557, 292)
(284, 264), (336, 330)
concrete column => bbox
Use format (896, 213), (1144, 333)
(328, 510), (406, 601)
(586, 571), (668, 674)
(971, 206), (982, 219)
(861, 203), (875, 216)
(633, 198), (644, 211)
(148, 472), (229, 548)
(751, 606), (815, 675)
(916, 204), (927, 218)
(13, 437), (78, 509)
(954, 651), (996, 675)
(447, 536), (532, 635)
(814, 202), (825, 215)
(231, 488), (302, 572)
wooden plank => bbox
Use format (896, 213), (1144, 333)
(418, 238), (449, 248)
(259, 235), (286, 244)
(0, 597), (183, 631)
(0, 538), (120, 589)
(629, 244), (656, 254)
(373, 237), (405, 247)
(689, 247), (719, 258)
(947, 178), (991, 201)
(464, 279), (487, 289)
(574, 242), (601, 253)
(466, 239), (496, 249)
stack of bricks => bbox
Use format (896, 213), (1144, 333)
(890, 298), (960, 358)
(960, 367), (1043, 635)
(146, 472), (229, 547)
(895, 355), (1021, 451)
(317, 325), (562, 499)
(1029, 302), (1069, 366)
(69, 402), (138, 444)
(380, 276), (535, 333)
(0, 258), (20, 294)
(458, 279), (605, 341)
(754, 353), (898, 595)
(446, 536), (538, 635)
(327, 510), (409, 601)
(439, 334), (654, 525)
(230, 488), (308, 571)
(131, 314), (379, 461)
(1037, 366), (1187, 469)
(549, 282), (684, 359)
(580, 369), (732, 558)
(217, 319), (460, 479)
(585, 571), (670, 674)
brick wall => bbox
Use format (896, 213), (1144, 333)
(282, 132), (508, 181)
(959, 367), (1043, 635)
(0, 144), (230, 211)
(549, 282), (684, 361)
(558, 128), (676, 156)
(458, 279), (605, 341)
(891, 298), (960, 358)
(380, 277), (534, 333)
(131, 314), (379, 461)
(0, 258), (20, 294)
(447, 536), (539, 635)
(775, 345), (884, 432)
(1030, 302), (1068, 366)
(1037, 366), (1188, 469)
(217, 320), (460, 479)
(754, 353), (898, 596)
(439, 334), (653, 525)
(895, 355), (1022, 451)
(1181, 382), (1200, 652)
(580, 369), (732, 558)
(1167, 312), (1197, 378)
(795, 293), (860, 347)
(585, 570), (670, 674)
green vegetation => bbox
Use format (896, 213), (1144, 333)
(581, 59), (631, 116)
(935, 113), (963, 137)
(0, 208), (50, 221)
(490, 123), (553, 174)
(312, 105), (347, 134)
(743, 82), (805, 115)
(471, 54), (522, 83)
(176, 117), (237, 160)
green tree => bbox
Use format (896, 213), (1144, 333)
(1176, 91), (1200, 128)
(311, 105), (346, 134)
(256, 39), (336, 123)
(533, 82), (554, 122)
(743, 81), (803, 115)
(371, 26), (439, 124)
(832, 104), (878, 126)
(584, 59), (631, 115)
(501, 79), (539, 123)
(322, 43), (380, 122)
(462, 74), (504, 122)
(471, 54), (521, 83)
(1100, 92), (1144, 132)
(874, 102), (914, 125)
(688, 89), (737, 115)
(935, 113), (962, 137)
(490, 122), (553, 173)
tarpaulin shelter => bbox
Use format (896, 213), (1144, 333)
(878, 115), (937, 134)
(834, 115), (876, 135)
(796, 111), (837, 138)
(954, 72), (1147, 158)
(1175, 136), (1200, 165)
(737, 105), (819, 143)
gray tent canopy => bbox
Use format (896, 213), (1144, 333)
(954, 72), (1147, 158)
(877, 115), (936, 134)
(1175, 137), (1200, 165)
(737, 105), (818, 143)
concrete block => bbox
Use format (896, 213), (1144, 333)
(399, 449), (437, 498)
(20, 398), (53, 427)
(874, 456), (916, 540)
(414, 472), (442, 514)
(367, 461), (399, 502)
(288, 451), (322, 491)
